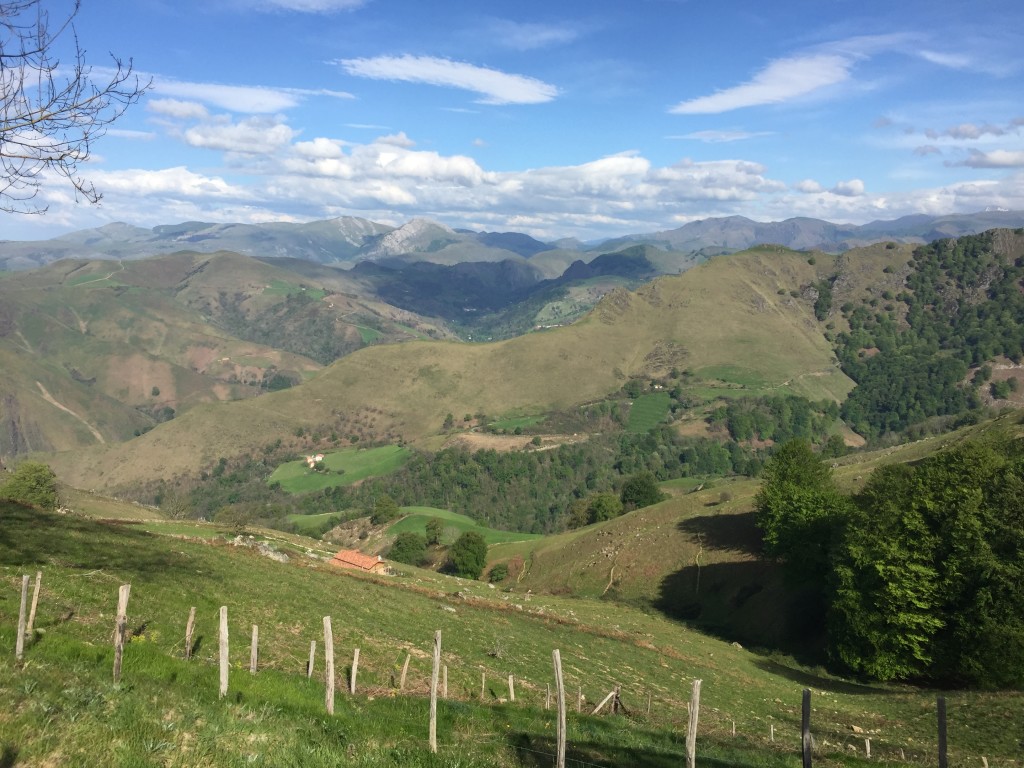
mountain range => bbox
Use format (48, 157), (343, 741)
(3, 210), (1024, 273)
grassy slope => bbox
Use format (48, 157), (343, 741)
(488, 412), (1024, 649)
(2, 503), (1020, 766)
(50, 246), (856, 491)
(387, 506), (542, 545)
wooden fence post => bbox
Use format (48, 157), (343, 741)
(184, 607), (196, 660)
(113, 584), (131, 683)
(508, 674), (515, 702)
(307, 640), (316, 679)
(591, 689), (616, 715)
(481, 671), (486, 699)
(546, 683), (551, 710)
(350, 648), (360, 695)
(801, 689), (812, 768)
(937, 696), (947, 768)
(442, 664), (448, 699)
(686, 679), (701, 768)
(647, 690), (652, 715)
(15, 575), (29, 661)
(26, 571), (41, 638)
(577, 687), (582, 713)
(770, 723), (775, 742)
(323, 617), (335, 715)
(250, 625), (259, 674)
(865, 738), (871, 759)
(429, 630), (441, 753)
(400, 653), (411, 691)
(218, 606), (229, 698)
(553, 649), (566, 768)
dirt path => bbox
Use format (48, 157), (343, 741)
(35, 381), (105, 443)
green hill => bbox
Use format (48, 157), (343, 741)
(387, 506), (541, 545)
(49, 244), (857, 492)
(3, 501), (1021, 766)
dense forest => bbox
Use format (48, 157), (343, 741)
(837, 231), (1024, 437)
(756, 427), (1024, 688)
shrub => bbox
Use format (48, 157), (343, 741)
(488, 563), (509, 583)
(389, 532), (427, 566)
(0, 462), (58, 510)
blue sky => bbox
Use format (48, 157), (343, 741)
(6, 0), (1024, 241)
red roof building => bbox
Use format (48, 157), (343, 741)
(330, 549), (388, 574)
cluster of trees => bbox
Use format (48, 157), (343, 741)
(388, 528), (488, 579)
(756, 435), (1024, 687)
(708, 395), (840, 445)
(837, 232), (1024, 438)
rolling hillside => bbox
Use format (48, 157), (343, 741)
(47, 244), (858, 491)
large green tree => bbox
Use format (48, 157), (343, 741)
(446, 531), (488, 579)
(389, 532), (428, 566)
(620, 471), (665, 510)
(0, 462), (58, 510)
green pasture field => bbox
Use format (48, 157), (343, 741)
(627, 392), (671, 433)
(2, 502), (1020, 766)
(387, 506), (541, 545)
(286, 511), (345, 534)
(267, 445), (411, 494)
(263, 279), (327, 300)
(489, 415), (544, 431)
(355, 324), (383, 343)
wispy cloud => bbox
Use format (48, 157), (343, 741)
(486, 19), (579, 50)
(667, 129), (774, 143)
(148, 77), (353, 114)
(669, 53), (852, 114)
(148, 99), (210, 120)
(184, 116), (298, 154)
(337, 55), (559, 105)
(957, 150), (1024, 168)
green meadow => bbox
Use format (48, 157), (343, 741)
(267, 445), (411, 493)
(387, 506), (542, 545)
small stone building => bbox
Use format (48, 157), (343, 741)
(329, 549), (388, 574)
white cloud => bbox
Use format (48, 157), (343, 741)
(184, 117), (298, 154)
(89, 167), (246, 199)
(148, 77), (353, 114)
(338, 55), (559, 105)
(668, 130), (773, 143)
(377, 132), (416, 148)
(487, 20), (579, 50)
(670, 53), (853, 114)
(794, 179), (823, 193)
(831, 179), (865, 197)
(106, 129), (157, 140)
(148, 99), (210, 120)
(917, 50), (973, 69)
(958, 150), (1024, 168)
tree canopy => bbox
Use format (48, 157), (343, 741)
(0, 461), (58, 510)
(446, 531), (488, 579)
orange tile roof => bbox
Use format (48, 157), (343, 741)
(330, 549), (385, 571)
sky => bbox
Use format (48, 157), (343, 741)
(4, 0), (1024, 242)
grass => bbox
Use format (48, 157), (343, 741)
(267, 445), (411, 494)
(287, 511), (345, 534)
(627, 392), (671, 433)
(263, 279), (327, 300)
(489, 415), (545, 431)
(2, 501), (1021, 766)
(354, 324), (383, 343)
(387, 507), (542, 545)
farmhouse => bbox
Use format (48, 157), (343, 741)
(330, 549), (388, 574)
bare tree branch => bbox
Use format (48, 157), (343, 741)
(0, 0), (149, 213)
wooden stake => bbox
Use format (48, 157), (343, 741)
(865, 738), (871, 759)
(481, 671), (486, 699)
(429, 630), (441, 753)
(184, 607), (196, 660)
(307, 640), (316, 678)
(577, 686), (582, 713)
(400, 653), (411, 691)
(801, 689), (812, 768)
(546, 683), (551, 710)
(981, 757), (988, 768)
(553, 649), (567, 768)
(323, 617), (335, 715)
(591, 689), (616, 715)
(442, 664), (448, 699)
(937, 697), (947, 768)
(647, 691), (652, 715)
(732, 720), (736, 737)
(113, 584), (131, 683)
(250, 625), (259, 674)
(15, 575), (29, 661)
(770, 723), (775, 742)
(218, 606), (229, 698)
(613, 684), (621, 715)
(350, 647), (360, 695)
(508, 674), (515, 702)
(686, 679), (701, 768)
(26, 571), (41, 638)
